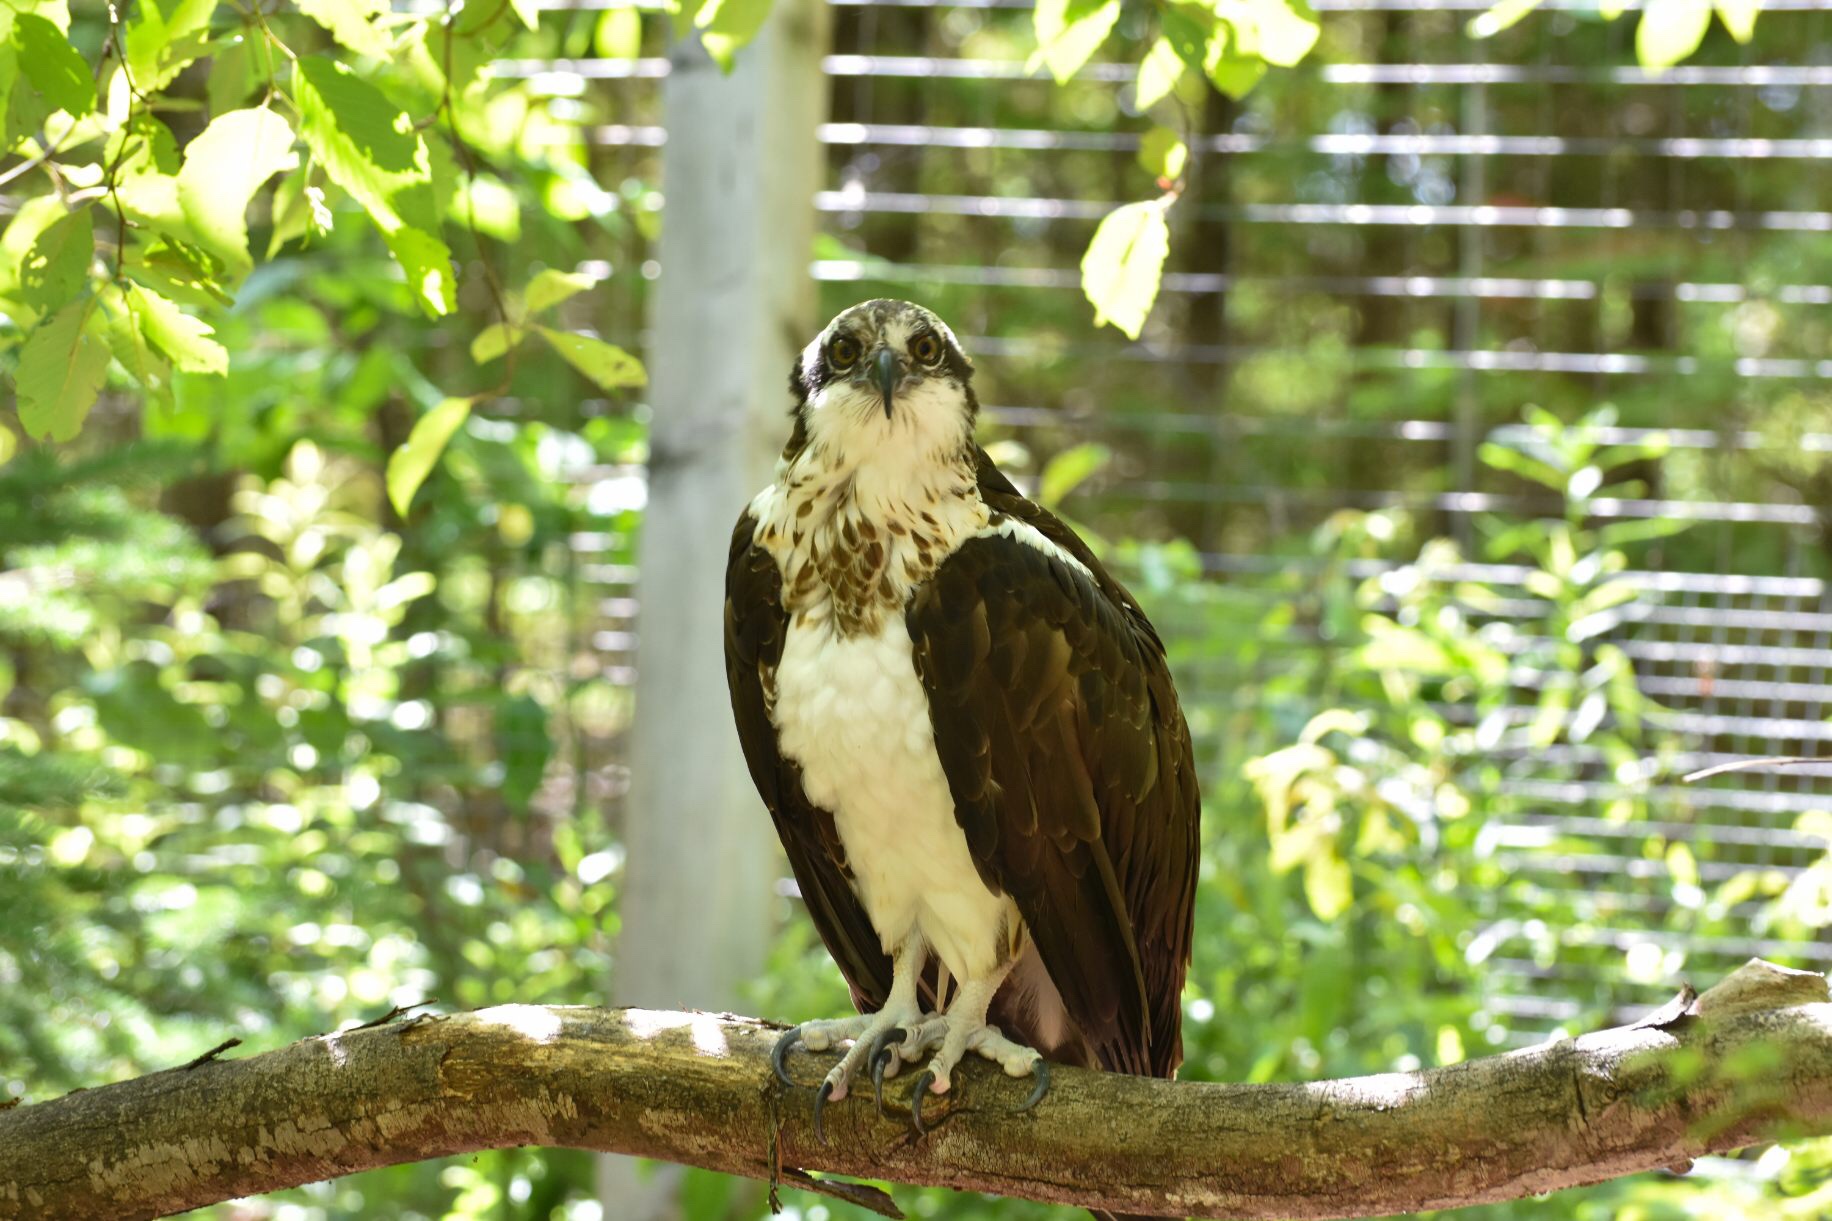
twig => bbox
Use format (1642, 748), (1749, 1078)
(179, 1038), (243, 1070)
(349, 999), (440, 1031)
(1682, 756), (1832, 783)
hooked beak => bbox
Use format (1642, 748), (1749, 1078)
(875, 347), (900, 418)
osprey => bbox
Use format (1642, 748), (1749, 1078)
(724, 300), (1200, 1152)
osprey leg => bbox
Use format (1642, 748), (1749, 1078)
(771, 930), (936, 1141)
(895, 964), (1048, 1133)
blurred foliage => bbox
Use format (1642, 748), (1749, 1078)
(3, 3), (1831, 1221)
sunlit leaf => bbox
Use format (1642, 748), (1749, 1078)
(1137, 126), (1188, 182)
(1234, 0), (1319, 67)
(1081, 198), (1170, 340)
(537, 328), (647, 390)
(1038, 443), (1111, 509)
(1713, 0), (1758, 42)
(594, 6), (643, 58)
(1636, 0), (1711, 70)
(17, 298), (110, 442)
(1028, 0), (1120, 85)
(1467, 0), (1541, 39)
(99, 284), (176, 409)
(13, 12), (95, 117)
(176, 107), (297, 274)
(297, 0), (394, 58)
(508, 0), (542, 30)
(1206, 47), (1267, 99)
(386, 396), (475, 515)
(1134, 37), (1186, 110)
(293, 57), (454, 317)
(129, 283), (228, 375)
(383, 225), (459, 317)
(471, 323), (520, 364)
(1304, 850), (1353, 921)
(124, 0), (218, 92)
(20, 207), (92, 316)
(526, 269), (597, 315)
(451, 174), (521, 242)
(696, 0), (771, 72)
(0, 422), (15, 467)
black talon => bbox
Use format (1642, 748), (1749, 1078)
(771, 1025), (804, 1087)
(909, 1069), (937, 1135)
(812, 1080), (835, 1144)
(867, 1026), (906, 1116)
(1015, 1058), (1050, 1113)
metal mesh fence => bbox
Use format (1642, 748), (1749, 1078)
(553, 0), (1832, 1040)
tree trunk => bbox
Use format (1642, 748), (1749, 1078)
(2, 959), (1828, 1221)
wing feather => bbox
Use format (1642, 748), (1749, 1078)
(907, 460), (1199, 1078)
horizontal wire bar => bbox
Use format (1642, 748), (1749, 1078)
(499, 56), (1832, 88)
(814, 122), (1832, 160)
(983, 407), (1832, 453)
(963, 333), (1832, 378)
(817, 189), (1832, 232)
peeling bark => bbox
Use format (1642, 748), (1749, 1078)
(3, 960), (1831, 1221)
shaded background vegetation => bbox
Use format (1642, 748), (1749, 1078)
(4, 0), (1832, 1219)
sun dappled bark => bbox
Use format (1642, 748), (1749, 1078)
(3, 960), (1831, 1221)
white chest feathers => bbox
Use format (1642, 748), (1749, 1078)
(770, 611), (1016, 983)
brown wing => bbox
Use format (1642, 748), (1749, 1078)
(906, 452), (1200, 1078)
(724, 511), (892, 1013)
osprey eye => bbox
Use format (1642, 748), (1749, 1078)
(910, 332), (942, 365)
(829, 336), (861, 369)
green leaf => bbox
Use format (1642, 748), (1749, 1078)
(1028, 0), (1120, 85)
(1137, 126), (1188, 182)
(383, 226), (458, 317)
(1038, 442), (1111, 509)
(1477, 440), (1565, 490)
(450, 174), (521, 242)
(594, 7), (643, 58)
(386, 395), (474, 515)
(1134, 37), (1186, 110)
(1467, 0), (1542, 39)
(17, 298), (110, 442)
(0, 422), (15, 467)
(20, 207), (93, 315)
(1206, 47), (1267, 99)
(1234, 0), (1319, 67)
(1713, 0), (1757, 41)
(13, 13), (96, 117)
(696, 0), (771, 72)
(536, 327), (646, 390)
(99, 284), (175, 409)
(1081, 199), (1170, 340)
(1636, 0), (1711, 69)
(498, 693), (553, 809)
(293, 56), (453, 317)
(296, 0), (394, 58)
(508, 0), (542, 30)
(525, 269), (597, 315)
(0, 195), (66, 302)
(176, 107), (297, 274)
(124, 0), (218, 92)
(1304, 849), (1353, 921)
(471, 322), (520, 364)
(129, 283), (227, 374)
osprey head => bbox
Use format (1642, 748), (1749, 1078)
(788, 300), (976, 459)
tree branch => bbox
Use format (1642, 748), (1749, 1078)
(3, 959), (1830, 1221)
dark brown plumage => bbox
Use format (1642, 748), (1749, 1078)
(725, 444), (1199, 1080)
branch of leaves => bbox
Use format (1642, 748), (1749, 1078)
(1035, 0), (1319, 339)
(384, 269), (645, 515)
(1469, 0), (1761, 70)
